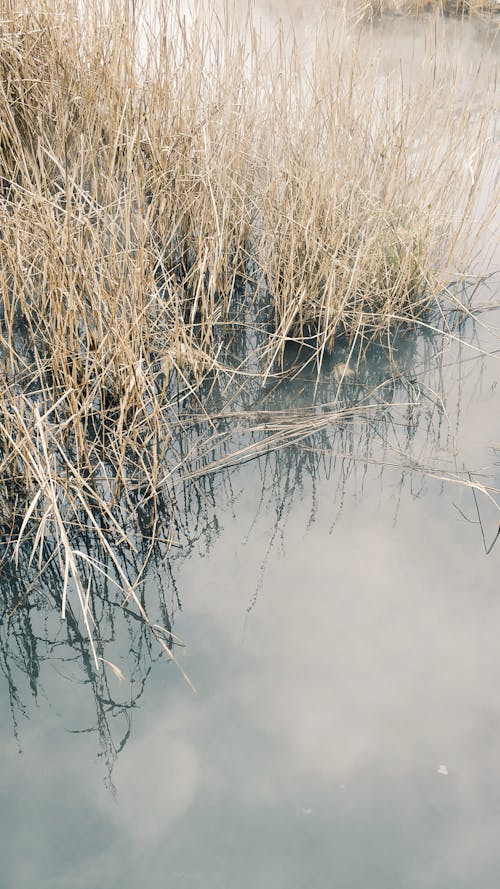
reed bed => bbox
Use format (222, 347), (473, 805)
(0, 0), (498, 673)
(359, 0), (499, 16)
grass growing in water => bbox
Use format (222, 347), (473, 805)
(359, 0), (499, 16)
(0, 0), (498, 673)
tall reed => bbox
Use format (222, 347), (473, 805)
(0, 0), (497, 672)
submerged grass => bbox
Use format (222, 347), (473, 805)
(0, 0), (498, 673)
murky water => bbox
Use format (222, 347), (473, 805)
(1, 9), (499, 889)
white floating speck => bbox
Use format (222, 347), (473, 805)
(437, 764), (449, 776)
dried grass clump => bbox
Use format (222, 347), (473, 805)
(0, 0), (497, 672)
(0, 1), (239, 672)
(358, 0), (499, 17)
(258, 27), (497, 368)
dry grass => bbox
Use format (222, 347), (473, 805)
(258, 23), (497, 370)
(357, 0), (499, 17)
(0, 0), (497, 673)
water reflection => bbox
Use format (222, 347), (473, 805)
(1, 299), (498, 769)
(1, 279), (500, 889)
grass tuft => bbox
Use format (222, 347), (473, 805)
(0, 0), (497, 672)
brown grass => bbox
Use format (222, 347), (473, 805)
(0, 0), (497, 673)
(361, 0), (498, 15)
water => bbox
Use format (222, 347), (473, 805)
(1, 286), (499, 888)
(1, 10), (499, 889)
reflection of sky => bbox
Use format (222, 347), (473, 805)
(1, 293), (499, 887)
(2, 344), (500, 889)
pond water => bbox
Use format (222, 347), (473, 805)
(1, 282), (499, 888)
(1, 10), (499, 889)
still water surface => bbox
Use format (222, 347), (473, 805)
(1, 291), (499, 889)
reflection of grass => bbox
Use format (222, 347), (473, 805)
(2, 331), (499, 764)
(0, 1), (498, 674)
